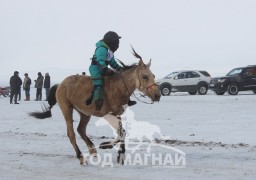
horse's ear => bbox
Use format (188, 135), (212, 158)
(138, 59), (145, 67)
(147, 59), (151, 68)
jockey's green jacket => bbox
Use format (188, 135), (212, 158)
(89, 40), (121, 101)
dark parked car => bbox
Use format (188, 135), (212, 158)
(209, 65), (256, 95)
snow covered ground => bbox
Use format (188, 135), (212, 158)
(1, 88), (256, 179)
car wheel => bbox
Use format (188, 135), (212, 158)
(160, 85), (171, 96)
(227, 84), (239, 95)
(197, 84), (208, 95)
(214, 91), (225, 95)
(188, 92), (197, 95)
(252, 90), (256, 94)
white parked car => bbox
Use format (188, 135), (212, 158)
(156, 70), (212, 96)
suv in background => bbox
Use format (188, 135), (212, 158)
(156, 70), (211, 96)
(209, 65), (256, 95)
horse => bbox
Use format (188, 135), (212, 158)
(29, 48), (161, 165)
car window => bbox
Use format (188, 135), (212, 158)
(164, 72), (179, 79)
(252, 67), (256, 75)
(185, 72), (191, 78)
(199, 71), (211, 77)
(243, 67), (256, 76)
(190, 71), (200, 78)
(226, 68), (243, 76)
(177, 72), (186, 79)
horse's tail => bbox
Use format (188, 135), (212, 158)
(29, 84), (59, 119)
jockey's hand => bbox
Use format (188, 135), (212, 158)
(103, 67), (115, 76)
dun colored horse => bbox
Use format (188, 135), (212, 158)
(29, 48), (161, 165)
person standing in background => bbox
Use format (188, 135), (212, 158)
(23, 73), (31, 101)
(18, 87), (21, 101)
(43, 73), (50, 101)
(9, 71), (22, 104)
(34, 72), (44, 101)
(0, 88), (4, 97)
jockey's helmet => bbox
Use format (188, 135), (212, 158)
(103, 31), (121, 52)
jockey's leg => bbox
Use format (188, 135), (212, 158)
(85, 84), (103, 110)
(85, 67), (104, 110)
(85, 87), (95, 105)
(93, 85), (104, 110)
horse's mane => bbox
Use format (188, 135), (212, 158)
(117, 59), (137, 71)
(106, 47), (143, 83)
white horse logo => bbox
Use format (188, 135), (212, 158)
(95, 105), (169, 153)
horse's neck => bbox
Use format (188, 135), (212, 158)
(118, 68), (137, 96)
(107, 68), (137, 98)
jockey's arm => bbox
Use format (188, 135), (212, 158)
(109, 57), (122, 70)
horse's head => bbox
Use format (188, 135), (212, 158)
(132, 48), (161, 102)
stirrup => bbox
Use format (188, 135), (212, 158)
(128, 100), (137, 106)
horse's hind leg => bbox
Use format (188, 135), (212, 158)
(77, 113), (97, 156)
(61, 105), (84, 164)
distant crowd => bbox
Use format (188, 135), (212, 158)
(0, 71), (88, 104)
(8, 71), (51, 104)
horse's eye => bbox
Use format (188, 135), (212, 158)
(143, 75), (148, 80)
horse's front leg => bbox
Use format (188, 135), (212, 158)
(99, 114), (126, 164)
(116, 115), (126, 165)
(99, 114), (125, 149)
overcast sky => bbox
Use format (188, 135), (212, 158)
(1, 0), (256, 85)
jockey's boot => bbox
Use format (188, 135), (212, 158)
(85, 91), (94, 105)
(95, 99), (103, 111)
(128, 99), (136, 106)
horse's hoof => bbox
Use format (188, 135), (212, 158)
(117, 153), (125, 165)
(99, 142), (114, 149)
(79, 157), (87, 165)
(91, 153), (97, 157)
(89, 148), (97, 156)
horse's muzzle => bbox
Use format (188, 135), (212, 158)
(153, 93), (161, 102)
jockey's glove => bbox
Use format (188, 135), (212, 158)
(103, 67), (115, 76)
(116, 67), (123, 71)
